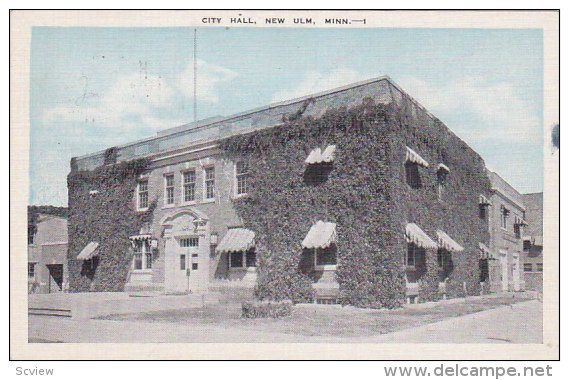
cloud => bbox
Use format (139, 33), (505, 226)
(397, 76), (541, 143)
(42, 59), (238, 132)
(177, 59), (238, 103)
(271, 68), (373, 103)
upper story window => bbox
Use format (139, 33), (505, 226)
(137, 180), (149, 210)
(235, 161), (250, 196)
(405, 147), (428, 189)
(28, 263), (36, 279)
(523, 239), (532, 251)
(436, 163), (450, 200)
(204, 167), (215, 200)
(513, 223), (521, 239)
(500, 206), (509, 229)
(164, 174), (175, 205)
(182, 170), (196, 203)
(133, 240), (152, 271)
(28, 226), (36, 245)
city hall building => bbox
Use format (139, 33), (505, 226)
(68, 76), (494, 307)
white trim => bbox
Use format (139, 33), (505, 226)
(164, 173), (175, 206)
(180, 168), (197, 204)
(233, 161), (250, 198)
(313, 247), (337, 271)
(203, 165), (216, 201)
(136, 179), (149, 212)
(40, 241), (68, 246)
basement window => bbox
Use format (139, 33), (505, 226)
(524, 263), (533, 272)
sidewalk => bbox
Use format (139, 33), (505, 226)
(28, 299), (542, 344)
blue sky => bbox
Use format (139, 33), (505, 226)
(30, 27), (543, 206)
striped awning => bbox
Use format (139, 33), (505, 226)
(405, 147), (429, 168)
(216, 228), (255, 253)
(305, 145), (336, 164)
(479, 194), (491, 206)
(302, 221), (337, 249)
(514, 216), (528, 226)
(524, 235), (543, 247)
(77, 242), (99, 260)
(405, 223), (437, 249)
(436, 230), (464, 252)
(129, 234), (152, 241)
(437, 163), (450, 173)
(479, 242), (493, 259)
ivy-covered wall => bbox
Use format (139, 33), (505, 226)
(221, 99), (406, 308)
(67, 159), (154, 292)
(220, 93), (490, 307)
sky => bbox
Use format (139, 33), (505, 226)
(29, 27), (544, 206)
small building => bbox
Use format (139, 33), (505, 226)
(485, 171), (526, 293)
(521, 192), (543, 292)
(67, 76), (492, 307)
(28, 211), (68, 293)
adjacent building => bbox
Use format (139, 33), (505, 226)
(522, 192), (543, 292)
(484, 171), (527, 293)
(67, 76), (492, 307)
(28, 211), (68, 294)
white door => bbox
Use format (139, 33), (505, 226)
(165, 238), (189, 293)
(512, 254), (521, 291)
(500, 252), (509, 292)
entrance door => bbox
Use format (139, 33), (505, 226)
(177, 237), (200, 293)
(46, 264), (63, 293)
(512, 254), (521, 291)
(500, 252), (509, 292)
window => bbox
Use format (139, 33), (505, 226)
(182, 170), (196, 203)
(28, 226), (35, 245)
(437, 168), (448, 201)
(180, 237), (199, 248)
(315, 246), (337, 267)
(230, 251), (243, 268)
(514, 223), (521, 239)
(524, 263), (533, 272)
(28, 263), (36, 279)
(405, 163), (421, 188)
(180, 254), (186, 270)
(500, 206), (509, 229)
(437, 249), (444, 267)
(246, 250), (257, 267)
(137, 180), (149, 210)
(479, 205), (487, 220)
(523, 240), (532, 251)
(164, 175), (175, 205)
(133, 240), (152, 271)
(407, 244), (417, 266)
(235, 161), (250, 196)
(192, 263), (199, 270)
(536, 263), (543, 272)
(204, 167), (215, 200)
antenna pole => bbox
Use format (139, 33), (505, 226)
(193, 28), (197, 122)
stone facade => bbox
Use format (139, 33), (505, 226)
(68, 76), (493, 304)
(521, 192), (543, 292)
(486, 171), (526, 293)
(28, 214), (68, 294)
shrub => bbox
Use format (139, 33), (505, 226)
(241, 300), (293, 319)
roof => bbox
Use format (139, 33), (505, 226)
(487, 170), (525, 211)
(73, 75), (460, 172)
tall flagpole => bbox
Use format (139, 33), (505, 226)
(193, 28), (197, 122)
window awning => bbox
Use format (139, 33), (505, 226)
(479, 242), (492, 259)
(437, 163), (450, 173)
(524, 235), (543, 247)
(129, 234), (152, 241)
(479, 194), (491, 206)
(437, 230), (464, 252)
(514, 216), (528, 226)
(405, 147), (429, 168)
(77, 242), (99, 260)
(405, 223), (437, 249)
(216, 228), (255, 253)
(302, 221), (337, 249)
(305, 145), (336, 164)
